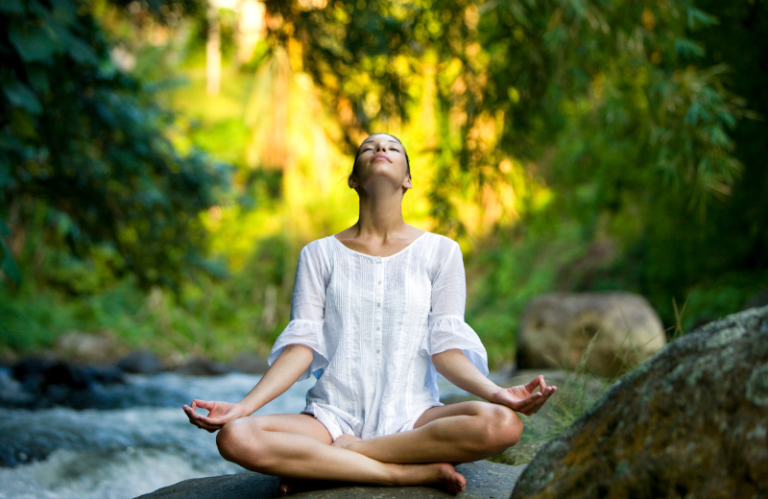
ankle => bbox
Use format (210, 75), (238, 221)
(385, 463), (409, 486)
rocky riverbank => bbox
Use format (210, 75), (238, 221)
(512, 305), (768, 498)
(0, 349), (269, 410)
(136, 461), (527, 499)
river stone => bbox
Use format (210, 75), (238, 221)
(230, 352), (270, 374)
(517, 292), (665, 376)
(55, 331), (119, 364)
(174, 356), (232, 376)
(136, 460), (526, 499)
(117, 350), (163, 374)
(510, 305), (768, 499)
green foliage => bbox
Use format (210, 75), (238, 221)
(0, 233), (298, 358)
(272, 0), (746, 226)
(0, 0), (230, 291)
(1, 0), (766, 367)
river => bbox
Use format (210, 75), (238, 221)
(0, 369), (473, 499)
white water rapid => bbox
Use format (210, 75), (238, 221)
(0, 371), (472, 499)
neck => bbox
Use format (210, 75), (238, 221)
(353, 189), (407, 240)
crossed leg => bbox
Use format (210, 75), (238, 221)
(215, 413), (466, 492)
(215, 401), (522, 493)
(337, 401), (523, 463)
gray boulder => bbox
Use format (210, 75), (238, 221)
(230, 352), (270, 374)
(117, 350), (163, 374)
(517, 292), (666, 376)
(510, 305), (768, 499)
(136, 460), (526, 499)
(55, 331), (120, 364)
(174, 356), (232, 376)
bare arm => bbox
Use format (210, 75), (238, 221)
(432, 348), (556, 416)
(238, 344), (313, 413)
(183, 344), (313, 431)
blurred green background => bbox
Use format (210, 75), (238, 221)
(1, 0), (766, 369)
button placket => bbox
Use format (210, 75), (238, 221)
(374, 258), (384, 364)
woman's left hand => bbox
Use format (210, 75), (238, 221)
(490, 375), (557, 416)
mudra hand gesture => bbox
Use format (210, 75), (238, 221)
(183, 400), (249, 432)
(490, 375), (557, 416)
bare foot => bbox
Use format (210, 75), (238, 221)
(393, 462), (466, 494)
(433, 463), (466, 494)
(332, 434), (362, 450)
(278, 477), (294, 495)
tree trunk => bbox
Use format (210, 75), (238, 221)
(206, 1), (221, 96)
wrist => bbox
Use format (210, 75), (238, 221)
(235, 400), (258, 416)
(477, 381), (503, 402)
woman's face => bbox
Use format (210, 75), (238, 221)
(349, 134), (411, 194)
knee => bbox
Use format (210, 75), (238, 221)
(216, 419), (244, 462)
(475, 404), (523, 453)
(216, 418), (267, 466)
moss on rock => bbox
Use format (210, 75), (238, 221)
(510, 306), (768, 499)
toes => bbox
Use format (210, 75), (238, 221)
(278, 478), (294, 495)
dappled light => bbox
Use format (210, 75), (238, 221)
(1, 1), (767, 497)
(1, 0), (767, 378)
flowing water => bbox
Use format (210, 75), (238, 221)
(0, 370), (473, 499)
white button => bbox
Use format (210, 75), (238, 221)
(378, 281), (382, 284)
(377, 303), (380, 307)
(376, 349), (380, 354)
(376, 327), (380, 331)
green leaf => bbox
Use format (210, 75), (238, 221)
(8, 25), (58, 62)
(0, 217), (22, 285)
(0, 0), (24, 14)
(50, 0), (77, 26)
(25, 65), (50, 93)
(66, 35), (100, 66)
(674, 38), (705, 59)
(2, 79), (43, 114)
(0, 216), (10, 238)
(686, 6), (719, 30)
(46, 19), (100, 66)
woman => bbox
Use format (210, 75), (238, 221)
(183, 133), (556, 494)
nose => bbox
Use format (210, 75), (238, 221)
(374, 141), (388, 153)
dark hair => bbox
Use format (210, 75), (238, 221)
(350, 134), (411, 181)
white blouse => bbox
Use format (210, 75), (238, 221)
(268, 231), (489, 440)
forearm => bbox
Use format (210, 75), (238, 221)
(237, 344), (313, 414)
(432, 348), (500, 402)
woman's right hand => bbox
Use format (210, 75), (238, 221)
(182, 399), (249, 432)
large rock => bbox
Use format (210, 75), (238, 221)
(510, 305), (768, 499)
(174, 356), (232, 376)
(136, 461), (526, 499)
(117, 350), (163, 374)
(517, 292), (665, 376)
(5, 358), (126, 410)
(230, 352), (270, 374)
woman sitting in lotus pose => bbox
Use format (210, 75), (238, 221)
(183, 133), (557, 494)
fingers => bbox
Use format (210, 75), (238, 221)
(524, 375), (544, 393)
(522, 386), (557, 415)
(511, 385), (558, 415)
(182, 404), (222, 431)
(193, 399), (215, 410)
(512, 392), (545, 414)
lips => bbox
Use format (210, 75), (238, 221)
(372, 154), (390, 162)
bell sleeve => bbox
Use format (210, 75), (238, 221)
(267, 242), (329, 381)
(422, 240), (490, 376)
